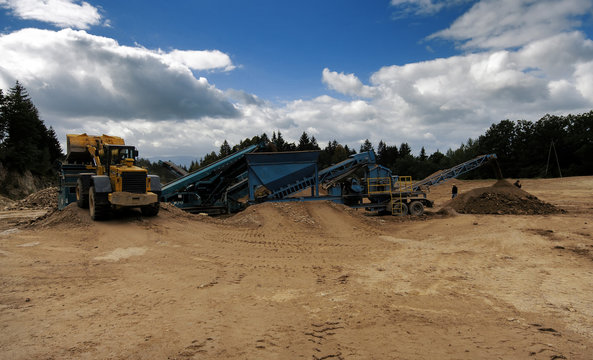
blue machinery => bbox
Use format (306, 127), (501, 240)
(159, 144), (261, 214)
(161, 144), (498, 216)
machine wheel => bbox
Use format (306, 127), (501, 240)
(409, 201), (424, 216)
(392, 201), (408, 216)
(89, 186), (109, 221)
(141, 203), (160, 217)
(76, 178), (89, 208)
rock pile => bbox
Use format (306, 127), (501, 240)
(444, 179), (562, 215)
(4, 187), (58, 211)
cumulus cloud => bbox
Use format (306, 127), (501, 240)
(322, 68), (376, 98)
(429, 0), (593, 50)
(0, 28), (238, 121)
(164, 49), (235, 72)
(0, 0), (103, 29)
(2, 1), (593, 160)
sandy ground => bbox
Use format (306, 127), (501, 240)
(1, 176), (592, 359)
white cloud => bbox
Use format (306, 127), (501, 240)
(322, 68), (376, 98)
(164, 49), (235, 72)
(1, 1), (593, 160)
(429, 0), (593, 50)
(0, 0), (103, 29)
(0, 28), (238, 121)
(6, 28), (591, 159)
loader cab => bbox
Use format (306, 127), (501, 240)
(104, 145), (139, 169)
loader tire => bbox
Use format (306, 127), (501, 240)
(76, 178), (89, 208)
(141, 203), (160, 217)
(89, 186), (109, 221)
(409, 201), (424, 216)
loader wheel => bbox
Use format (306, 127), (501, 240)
(89, 186), (109, 221)
(141, 203), (160, 217)
(409, 201), (424, 216)
(76, 178), (89, 208)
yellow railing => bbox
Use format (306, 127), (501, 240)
(393, 176), (413, 215)
(367, 177), (392, 195)
(367, 176), (413, 215)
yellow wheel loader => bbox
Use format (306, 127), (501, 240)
(58, 134), (161, 220)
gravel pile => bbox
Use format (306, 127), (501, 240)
(4, 187), (58, 211)
(444, 179), (562, 215)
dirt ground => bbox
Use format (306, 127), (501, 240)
(1, 176), (592, 359)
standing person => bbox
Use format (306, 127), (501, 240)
(514, 180), (521, 188)
(451, 184), (458, 199)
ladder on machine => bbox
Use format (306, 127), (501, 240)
(394, 176), (412, 215)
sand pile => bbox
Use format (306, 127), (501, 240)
(223, 200), (372, 228)
(444, 179), (561, 215)
(5, 187), (58, 211)
(28, 203), (92, 228)
(159, 202), (207, 221)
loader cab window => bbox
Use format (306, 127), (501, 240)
(106, 146), (138, 168)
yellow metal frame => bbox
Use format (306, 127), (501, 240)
(393, 176), (412, 215)
(367, 177), (392, 195)
(366, 176), (414, 215)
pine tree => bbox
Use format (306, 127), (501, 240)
(0, 81), (62, 174)
(297, 131), (310, 150)
(219, 140), (231, 157)
(360, 139), (373, 153)
(419, 147), (427, 161)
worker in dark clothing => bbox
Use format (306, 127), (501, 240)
(514, 180), (521, 188)
(451, 184), (458, 199)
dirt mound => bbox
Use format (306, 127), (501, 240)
(223, 200), (372, 229)
(159, 202), (209, 221)
(5, 187), (58, 211)
(29, 203), (92, 228)
(444, 179), (562, 215)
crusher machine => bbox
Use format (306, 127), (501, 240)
(245, 151), (499, 215)
(162, 143), (498, 216)
(159, 144), (263, 214)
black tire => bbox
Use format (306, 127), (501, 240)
(89, 186), (110, 221)
(76, 178), (89, 208)
(392, 202), (408, 216)
(409, 201), (424, 216)
(141, 203), (160, 217)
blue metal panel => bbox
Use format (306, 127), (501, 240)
(246, 151), (320, 201)
(318, 151), (376, 185)
(161, 144), (258, 198)
(58, 164), (90, 210)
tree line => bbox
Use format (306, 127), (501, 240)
(0, 82), (62, 176)
(187, 111), (592, 180)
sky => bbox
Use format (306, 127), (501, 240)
(1, 0), (592, 163)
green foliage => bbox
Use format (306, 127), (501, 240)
(0, 81), (63, 175)
(370, 110), (592, 180)
(297, 131), (321, 151)
(359, 139), (373, 153)
(475, 112), (593, 178)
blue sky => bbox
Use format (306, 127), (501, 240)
(82, 1), (469, 101)
(1, 0), (593, 162)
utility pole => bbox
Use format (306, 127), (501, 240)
(545, 140), (562, 178)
